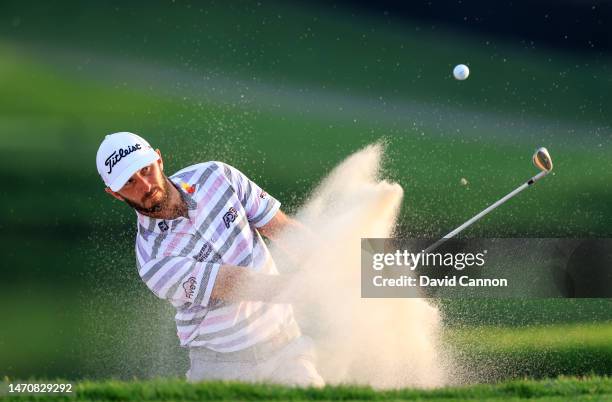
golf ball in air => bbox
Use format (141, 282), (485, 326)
(453, 64), (470, 80)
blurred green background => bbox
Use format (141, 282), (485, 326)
(0, 0), (610, 381)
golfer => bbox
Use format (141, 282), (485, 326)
(96, 132), (324, 387)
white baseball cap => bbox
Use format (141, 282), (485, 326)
(96, 132), (160, 191)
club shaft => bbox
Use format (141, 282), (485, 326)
(423, 171), (548, 253)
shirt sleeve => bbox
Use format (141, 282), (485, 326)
(218, 162), (281, 228)
(135, 240), (221, 308)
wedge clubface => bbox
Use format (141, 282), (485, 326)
(533, 146), (553, 174)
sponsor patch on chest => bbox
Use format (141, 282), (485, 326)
(194, 242), (213, 262)
(222, 207), (239, 229)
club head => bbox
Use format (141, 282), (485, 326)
(533, 147), (553, 172)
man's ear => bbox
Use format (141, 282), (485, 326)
(155, 149), (164, 171)
(105, 187), (125, 202)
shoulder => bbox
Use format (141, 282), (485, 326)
(170, 161), (235, 185)
(173, 161), (248, 182)
(170, 162), (225, 179)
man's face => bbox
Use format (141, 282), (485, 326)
(107, 155), (171, 215)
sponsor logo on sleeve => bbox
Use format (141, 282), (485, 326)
(260, 191), (268, 199)
(222, 207), (239, 229)
(182, 276), (197, 299)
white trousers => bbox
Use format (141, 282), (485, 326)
(186, 335), (325, 387)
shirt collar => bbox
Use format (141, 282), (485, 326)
(136, 177), (198, 234)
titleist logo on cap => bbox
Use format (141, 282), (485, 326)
(105, 143), (142, 174)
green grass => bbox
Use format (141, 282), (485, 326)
(444, 322), (612, 381)
(2, 376), (611, 401)
(449, 322), (612, 350)
(437, 299), (612, 327)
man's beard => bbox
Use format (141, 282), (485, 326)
(124, 178), (171, 215)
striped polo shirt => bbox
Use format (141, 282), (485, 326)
(134, 161), (297, 352)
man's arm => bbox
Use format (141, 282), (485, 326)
(257, 210), (316, 266)
(210, 264), (297, 303)
(257, 209), (308, 241)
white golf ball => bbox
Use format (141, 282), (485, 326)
(460, 177), (468, 186)
(453, 64), (470, 80)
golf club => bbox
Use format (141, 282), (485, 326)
(423, 147), (553, 253)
